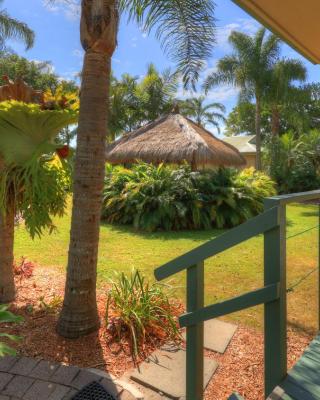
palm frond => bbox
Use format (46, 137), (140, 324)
(120, 0), (216, 89)
(0, 11), (35, 50)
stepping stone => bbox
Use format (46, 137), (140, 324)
(182, 319), (237, 354)
(130, 346), (218, 399)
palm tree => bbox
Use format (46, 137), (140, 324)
(180, 96), (226, 133)
(205, 28), (281, 170)
(266, 58), (307, 137)
(54, 0), (216, 338)
(0, 0), (34, 50)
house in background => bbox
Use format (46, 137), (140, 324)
(222, 135), (257, 168)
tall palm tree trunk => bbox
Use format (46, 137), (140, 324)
(57, 51), (110, 338)
(255, 97), (262, 170)
(0, 200), (15, 303)
(271, 106), (280, 137)
(57, 0), (118, 338)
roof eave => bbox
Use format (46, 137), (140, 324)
(232, 0), (320, 65)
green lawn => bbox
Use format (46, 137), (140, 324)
(15, 202), (319, 332)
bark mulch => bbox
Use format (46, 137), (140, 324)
(1, 265), (313, 400)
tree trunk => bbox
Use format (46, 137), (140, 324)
(271, 106), (280, 137)
(57, 0), (118, 338)
(0, 201), (15, 303)
(57, 51), (111, 338)
(255, 97), (262, 170)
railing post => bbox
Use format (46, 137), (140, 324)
(264, 201), (287, 398)
(186, 261), (204, 400)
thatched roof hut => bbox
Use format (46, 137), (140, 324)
(105, 110), (246, 170)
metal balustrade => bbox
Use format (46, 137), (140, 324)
(154, 189), (320, 400)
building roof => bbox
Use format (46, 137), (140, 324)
(105, 112), (246, 169)
(232, 0), (320, 64)
(222, 135), (256, 154)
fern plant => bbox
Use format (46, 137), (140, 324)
(102, 163), (276, 232)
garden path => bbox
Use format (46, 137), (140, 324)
(0, 356), (143, 400)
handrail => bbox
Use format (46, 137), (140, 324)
(155, 206), (279, 280)
(153, 190), (320, 400)
(179, 283), (280, 327)
(264, 189), (320, 206)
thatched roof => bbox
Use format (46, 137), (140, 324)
(105, 112), (246, 169)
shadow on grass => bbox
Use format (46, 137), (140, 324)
(101, 221), (225, 242)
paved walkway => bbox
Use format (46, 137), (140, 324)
(0, 356), (142, 400)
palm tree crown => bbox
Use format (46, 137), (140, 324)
(204, 27), (281, 169)
(180, 96), (226, 133)
(0, 0), (34, 50)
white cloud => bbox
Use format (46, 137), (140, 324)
(216, 18), (259, 50)
(43, 0), (80, 20)
(72, 49), (83, 58)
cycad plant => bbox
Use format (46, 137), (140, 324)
(0, 304), (22, 357)
(0, 100), (78, 303)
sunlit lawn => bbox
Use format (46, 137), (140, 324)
(15, 202), (319, 333)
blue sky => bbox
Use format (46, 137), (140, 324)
(5, 0), (320, 135)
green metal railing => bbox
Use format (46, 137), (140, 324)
(154, 189), (320, 400)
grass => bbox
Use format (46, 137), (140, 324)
(14, 202), (319, 333)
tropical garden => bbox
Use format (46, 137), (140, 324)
(0, 1), (319, 399)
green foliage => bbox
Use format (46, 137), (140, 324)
(179, 95), (226, 133)
(0, 305), (22, 357)
(0, 52), (78, 93)
(109, 64), (178, 140)
(264, 131), (320, 193)
(0, 101), (76, 237)
(106, 269), (179, 357)
(0, 0), (34, 51)
(120, 0), (216, 89)
(102, 163), (276, 231)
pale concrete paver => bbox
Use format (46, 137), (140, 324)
(2, 375), (34, 398)
(48, 384), (70, 400)
(182, 319), (237, 354)
(130, 346), (218, 399)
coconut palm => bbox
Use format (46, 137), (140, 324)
(0, 0), (34, 50)
(266, 58), (307, 137)
(50, 0), (216, 339)
(204, 28), (281, 170)
(180, 96), (226, 133)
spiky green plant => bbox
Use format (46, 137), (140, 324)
(0, 305), (22, 356)
(106, 269), (180, 358)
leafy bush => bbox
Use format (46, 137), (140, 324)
(264, 131), (320, 193)
(0, 305), (22, 357)
(106, 270), (180, 357)
(102, 163), (276, 231)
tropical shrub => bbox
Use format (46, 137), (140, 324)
(106, 270), (180, 357)
(0, 305), (22, 356)
(264, 131), (320, 193)
(102, 163), (276, 231)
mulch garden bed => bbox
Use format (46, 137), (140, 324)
(1, 264), (313, 400)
